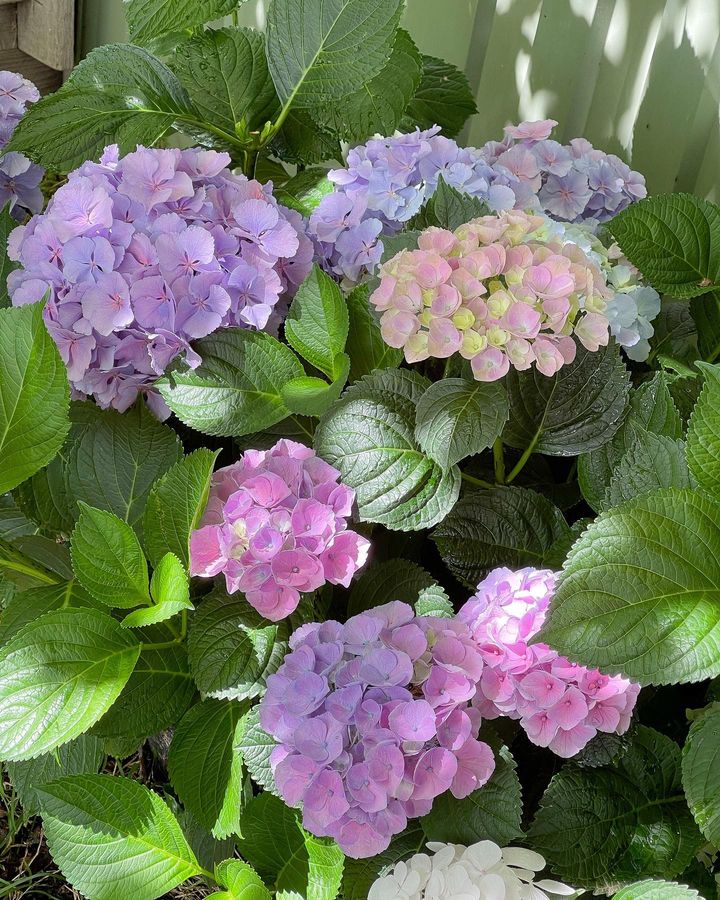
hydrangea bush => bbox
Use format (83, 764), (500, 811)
(0, 2), (718, 900)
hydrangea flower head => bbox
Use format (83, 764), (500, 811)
(189, 440), (370, 621)
(458, 567), (640, 758)
(368, 839), (578, 899)
(370, 210), (616, 380)
(0, 70), (44, 218)
(260, 602), (495, 857)
(8, 145), (313, 414)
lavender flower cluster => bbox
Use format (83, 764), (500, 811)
(260, 601), (495, 858)
(307, 120), (646, 285)
(458, 567), (640, 758)
(0, 71), (44, 218)
(8, 145), (313, 414)
(189, 440), (370, 622)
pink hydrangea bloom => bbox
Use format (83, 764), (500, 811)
(371, 210), (615, 380)
(8, 145), (313, 415)
(189, 440), (370, 621)
(260, 602), (495, 858)
(458, 567), (640, 758)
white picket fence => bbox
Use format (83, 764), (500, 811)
(79, 0), (720, 197)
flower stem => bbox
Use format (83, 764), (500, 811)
(493, 438), (505, 484)
(461, 471), (494, 490)
(505, 435), (539, 484)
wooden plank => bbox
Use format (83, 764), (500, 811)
(0, 5), (17, 51)
(0, 47), (61, 94)
(17, 0), (74, 71)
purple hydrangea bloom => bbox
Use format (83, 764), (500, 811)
(308, 121), (646, 285)
(0, 71), (44, 218)
(458, 567), (640, 758)
(260, 601), (495, 858)
(8, 145), (313, 414)
(189, 440), (370, 622)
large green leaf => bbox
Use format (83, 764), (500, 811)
(7, 44), (204, 171)
(172, 27), (279, 135)
(602, 432), (691, 510)
(0, 203), (19, 308)
(126, 0), (239, 46)
(0, 608), (140, 760)
(421, 746), (522, 845)
(212, 859), (272, 900)
(40, 774), (201, 900)
(402, 55), (477, 138)
(158, 329), (303, 437)
(314, 369), (460, 530)
(275, 169), (333, 217)
(0, 580), (99, 643)
(143, 449), (219, 568)
(168, 699), (246, 837)
(91, 631), (194, 743)
(265, 0), (403, 107)
(237, 794), (344, 899)
(682, 704), (720, 847)
(613, 881), (700, 899)
(187, 589), (287, 701)
(691, 291), (720, 361)
(687, 362), (720, 497)
(5, 734), (105, 816)
(608, 193), (720, 299)
(64, 402), (182, 539)
(346, 284), (403, 380)
(415, 377), (508, 468)
(70, 503), (150, 608)
(313, 29), (422, 142)
(0, 303), (69, 493)
(539, 488), (720, 685)
(503, 342), (630, 457)
(285, 265), (349, 380)
(432, 486), (569, 589)
(236, 706), (278, 794)
(529, 727), (703, 891)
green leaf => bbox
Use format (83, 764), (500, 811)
(143, 449), (220, 568)
(432, 486), (569, 589)
(71, 503), (150, 608)
(237, 794), (343, 899)
(380, 230), (422, 263)
(503, 341), (631, 457)
(608, 193), (720, 298)
(8, 44), (199, 171)
(265, 0), (403, 107)
(5, 734), (105, 816)
(313, 28), (422, 142)
(691, 291), (720, 362)
(682, 704), (720, 846)
(529, 727), (703, 891)
(415, 378), (508, 468)
(0, 493), (37, 540)
(285, 266), (349, 379)
(275, 169), (333, 217)
(603, 432), (691, 509)
(39, 773), (201, 900)
(187, 589), (287, 701)
(172, 27), (279, 135)
(348, 558), (446, 616)
(0, 608), (140, 760)
(342, 825), (424, 900)
(91, 631), (194, 743)
(213, 859), (271, 900)
(0, 303), (70, 493)
(421, 746), (522, 845)
(314, 369), (460, 530)
(0, 203), (19, 307)
(346, 284), (403, 380)
(402, 55), (477, 138)
(539, 488), (720, 685)
(687, 362), (720, 497)
(281, 363), (349, 418)
(415, 176), (489, 230)
(271, 110), (341, 166)
(64, 402), (182, 539)
(169, 699), (246, 836)
(613, 881), (700, 899)
(158, 329), (303, 437)
(414, 585), (454, 618)
(0, 580), (99, 643)
(236, 706), (278, 794)
(123, 553), (193, 627)
(126, 0), (239, 46)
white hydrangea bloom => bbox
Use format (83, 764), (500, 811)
(367, 840), (580, 900)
